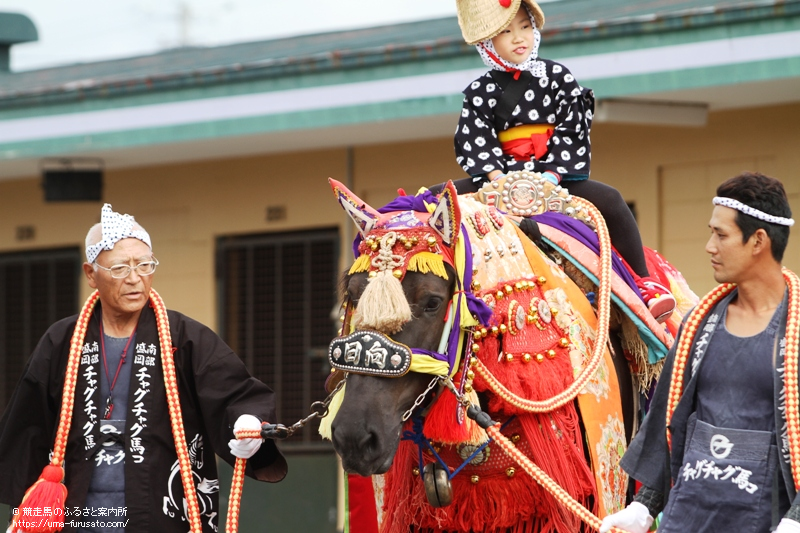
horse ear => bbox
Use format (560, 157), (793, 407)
(428, 181), (461, 246)
(329, 178), (380, 238)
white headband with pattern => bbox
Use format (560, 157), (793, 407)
(86, 203), (152, 263)
(713, 196), (795, 227)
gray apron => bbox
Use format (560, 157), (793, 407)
(660, 414), (777, 532)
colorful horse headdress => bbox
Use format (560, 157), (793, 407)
(328, 178), (491, 378)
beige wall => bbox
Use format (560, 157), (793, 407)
(0, 140), (464, 330)
(1, 102), (798, 325)
(591, 102), (800, 296)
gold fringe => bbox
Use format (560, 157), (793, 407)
(408, 251), (449, 280)
(348, 254), (371, 274)
(619, 314), (661, 394)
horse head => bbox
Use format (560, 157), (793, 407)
(326, 179), (477, 476)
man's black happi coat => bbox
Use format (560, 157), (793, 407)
(0, 302), (287, 533)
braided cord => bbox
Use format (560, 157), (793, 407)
(664, 283), (733, 448)
(487, 424), (625, 532)
(225, 429), (263, 533)
(473, 196), (613, 413)
(150, 289), (202, 533)
(783, 269), (800, 486)
(52, 291), (101, 466)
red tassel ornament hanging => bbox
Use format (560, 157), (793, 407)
(12, 465), (67, 533)
(499, 0), (512, 7)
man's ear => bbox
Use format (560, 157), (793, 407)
(83, 262), (99, 289)
(751, 228), (770, 256)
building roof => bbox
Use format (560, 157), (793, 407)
(1, 0), (797, 108)
(0, 0), (798, 179)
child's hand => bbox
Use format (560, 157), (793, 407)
(488, 170), (504, 181)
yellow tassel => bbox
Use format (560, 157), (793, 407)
(318, 384), (346, 440)
(408, 252), (449, 280)
(348, 254), (371, 274)
(352, 270), (412, 334)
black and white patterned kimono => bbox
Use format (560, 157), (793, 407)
(0, 302), (287, 533)
(454, 60), (594, 182)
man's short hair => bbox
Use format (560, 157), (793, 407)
(716, 172), (792, 261)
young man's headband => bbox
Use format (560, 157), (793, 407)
(713, 196), (795, 227)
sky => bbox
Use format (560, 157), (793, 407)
(1, 0), (464, 72)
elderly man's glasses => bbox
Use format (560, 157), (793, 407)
(94, 259), (159, 279)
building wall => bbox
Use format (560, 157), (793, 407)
(0, 102), (798, 325)
(592, 101), (800, 295)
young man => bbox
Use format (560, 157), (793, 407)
(0, 204), (287, 533)
(601, 172), (799, 533)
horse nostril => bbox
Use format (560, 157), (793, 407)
(358, 430), (379, 453)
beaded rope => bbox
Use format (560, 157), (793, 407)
(713, 197), (795, 227)
(487, 424), (625, 533)
(51, 290), (100, 467)
(472, 196), (613, 413)
(150, 290), (203, 533)
(664, 269), (800, 486)
(226, 429), (263, 533)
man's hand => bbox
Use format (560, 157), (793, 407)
(777, 518), (800, 532)
(228, 414), (264, 459)
(599, 502), (654, 533)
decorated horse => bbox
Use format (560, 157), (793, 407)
(320, 172), (696, 532)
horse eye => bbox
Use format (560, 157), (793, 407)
(423, 297), (443, 313)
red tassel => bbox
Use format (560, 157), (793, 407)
(499, 0), (512, 7)
(13, 465), (67, 533)
(423, 387), (469, 444)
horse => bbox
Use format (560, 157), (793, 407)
(322, 173), (685, 533)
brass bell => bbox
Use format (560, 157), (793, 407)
(422, 463), (453, 508)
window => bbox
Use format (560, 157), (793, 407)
(218, 229), (339, 448)
(0, 248), (81, 413)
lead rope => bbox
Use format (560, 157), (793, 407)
(664, 269), (800, 485)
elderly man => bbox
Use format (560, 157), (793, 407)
(600, 173), (799, 532)
(0, 204), (286, 533)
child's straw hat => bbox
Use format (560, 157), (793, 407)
(456, 0), (545, 45)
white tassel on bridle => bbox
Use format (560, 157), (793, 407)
(352, 231), (412, 334)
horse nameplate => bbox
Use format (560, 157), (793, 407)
(329, 331), (412, 377)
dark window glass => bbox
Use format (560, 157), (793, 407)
(0, 248), (81, 413)
(218, 229), (338, 448)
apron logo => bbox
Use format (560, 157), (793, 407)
(710, 434), (734, 459)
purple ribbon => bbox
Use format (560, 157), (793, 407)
(378, 190), (438, 214)
(533, 212), (640, 298)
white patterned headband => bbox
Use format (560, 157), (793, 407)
(86, 204), (152, 263)
(713, 196), (795, 227)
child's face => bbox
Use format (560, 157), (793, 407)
(491, 7), (534, 65)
